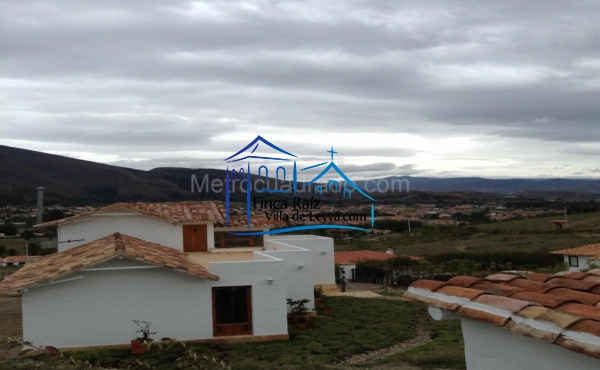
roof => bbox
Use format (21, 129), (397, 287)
(34, 201), (280, 228)
(551, 243), (600, 259)
(404, 270), (600, 360)
(334, 250), (419, 265)
(2, 256), (40, 263)
(0, 233), (219, 294)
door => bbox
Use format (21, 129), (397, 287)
(183, 224), (207, 252)
(212, 286), (252, 336)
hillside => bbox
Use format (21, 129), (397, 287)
(1, 145), (599, 206)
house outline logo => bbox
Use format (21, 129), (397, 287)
(224, 135), (375, 235)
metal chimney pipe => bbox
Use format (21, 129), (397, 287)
(36, 187), (45, 225)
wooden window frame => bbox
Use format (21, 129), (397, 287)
(212, 286), (253, 337)
(214, 232), (264, 249)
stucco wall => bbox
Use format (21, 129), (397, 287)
(339, 264), (355, 280)
(22, 256), (288, 348)
(262, 241), (315, 310)
(58, 213), (185, 251)
(461, 318), (600, 370)
(563, 255), (599, 272)
(268, 236), (336, 286)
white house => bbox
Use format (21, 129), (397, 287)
(551, 243), (600, 271)
(0, 201), (336, 350)
(404, 271), (600, 369)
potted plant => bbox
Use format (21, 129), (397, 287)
(313, 285), (324, 307)
(286, 298), (311, 323)
(296, 316), (308, 330)
(320, 296), (334, 315)
(131, 320), (156, 355)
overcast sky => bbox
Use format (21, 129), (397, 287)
(2, 0), (599, 179)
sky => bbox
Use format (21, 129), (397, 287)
(1, 0), (599, 179)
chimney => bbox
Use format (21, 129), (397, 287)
(36, 187), (45, 225)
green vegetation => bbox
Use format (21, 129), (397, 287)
(336, 212), (600, 257)
(0, 297), (431, 370)
(369, 319), (466, 370)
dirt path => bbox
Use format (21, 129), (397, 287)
(0, 295), (23, 360)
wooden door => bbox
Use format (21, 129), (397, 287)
(183, 224), (207, 252)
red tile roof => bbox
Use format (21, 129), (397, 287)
(334, 250), (419, 265)
(551, 243), (600, 259)
(34, 201), (281, 228)
(0, 233), (219, 294)
(2, 256), (40, 264)
(404, 270), (600, 360)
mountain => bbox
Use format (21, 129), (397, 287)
(0, 145), (599, 206)
(353, 176), (600, 195)
(0, 146), (215, 205)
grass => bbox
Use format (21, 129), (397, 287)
(0, 297), (431, 370)
(335, 211), (600, 257)
(367, 318), (466, 370)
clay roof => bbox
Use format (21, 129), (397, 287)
(334, 250), (420, 265)
(34, 201), (281, 229)
(551, 243), (600, 259)
(2, 256), (40, 263)
(404, 270), (600, 360)
(0, 233), (219, 294)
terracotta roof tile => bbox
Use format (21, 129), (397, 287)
(446, 276), (483, 288)
(546, 287), (600, 306)
(526, 272), (554, 282)
(34, 201), (281, 229)
(470, 281), (523, 296)
(507, 278), (557, 293)
(0, 233), (219, 294)
(551, 243), (600, 259)
(485, 273), (524, 282)
(408, 279), (447, 292)
(556, 302), (600, 321)
(546, 277), (600, 292)
(403, 270), (600, 360)
(435, 286), (489, 300)
(508, 291), (576, 308)
(554, 271), (589, 280)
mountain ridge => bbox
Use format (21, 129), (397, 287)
(1, 145), (599, 205)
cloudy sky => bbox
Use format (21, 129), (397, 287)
(2, 0), (599, 179)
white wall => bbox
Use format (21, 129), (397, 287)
(339, 264), (355, 280)
(262, 241), (315, 310)
(22, 256), (288, 348)
(461, 318), (600, 370)
(208, 253), (288, 335)
(58, 213), (185, 252)
(268, 236), (336, 286)
(563, 255), (597, 272)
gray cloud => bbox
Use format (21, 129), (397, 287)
(2, 0), (599, 177)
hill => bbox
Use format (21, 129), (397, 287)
(1, 145), (599, 206)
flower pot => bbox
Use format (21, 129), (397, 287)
(131, 339), (150, 355)
(293, 313), (309, 323)
(296, 321), (308, 330)
(321, 307), (334, 315)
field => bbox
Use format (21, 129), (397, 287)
(0, 296), (465, 370)
(336, 212), (600, 257)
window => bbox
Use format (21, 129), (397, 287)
(212, 286), (252, 337)
(214, 232), (263, 248)
(569, 256), (579, 267)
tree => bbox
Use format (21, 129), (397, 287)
(27, 242), (42, 256)
(42, 209), (66, 223)
(0, 245), (6, 258)
(0, 221), (18, 236)
(21, 230), (35, 240)
(7, 249), (18, 256)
